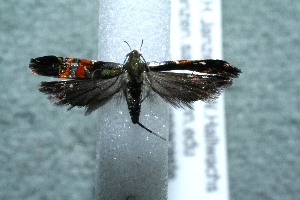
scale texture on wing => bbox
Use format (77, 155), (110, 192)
(145, 71), (234, 108)
(148, 59), (241, 78)
(39, 75), (125, 114)
(29, 55), (122, 79)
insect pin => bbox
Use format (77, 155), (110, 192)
(29, 41), (241, 141)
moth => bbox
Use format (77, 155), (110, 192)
(29, 41), (241, 140)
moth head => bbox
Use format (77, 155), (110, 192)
(124, 40), (143, 61)
(127, 50), (141, 60)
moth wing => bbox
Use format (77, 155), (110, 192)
(145, 71), (233, 108)
(148, 60), (241, 78)
(29, 55), (122, 79)
(39, 75), (125, 114)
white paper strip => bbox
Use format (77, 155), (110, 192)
(168, 0), (230, 199)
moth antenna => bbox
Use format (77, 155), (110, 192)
(140, 39), (144, 52)
(137, 122), (166, 141)
(124, 41), (132, 51)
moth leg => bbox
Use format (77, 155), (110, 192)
(137, 122), (166, 141)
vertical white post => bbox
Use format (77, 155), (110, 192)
(96, 1), (170, 199)
(168, 0), (230, 199)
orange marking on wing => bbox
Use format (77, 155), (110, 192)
(75, 59), (94, 78)
(179, 60), (191, 65)
(59, 65), (70, 78)
(67, 58), (76, 63)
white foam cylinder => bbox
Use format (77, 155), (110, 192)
(96, 1), (170, 199)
